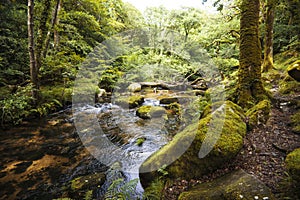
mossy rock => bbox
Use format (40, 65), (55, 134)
(136, 137), (146, 146)
(70, 173), (106, 191)
(159, 96), (194, 105)
(279, 75), (300, 95)
(139, 101), (246, 188)
(166, 102), (181, 115)
(290, 111), (300, 134)
(245, 100), (271, 130)
(287, 60), (300, 82)
(285, 148), (300, 185)
(201, 101), (245, 119)
(179, 169), (275, 200)
(136, 105), (166, 119)
(115, 95), (144, 109)
(159, 97), (179, 104)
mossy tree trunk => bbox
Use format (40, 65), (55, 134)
(262, 0), (276, 73)
(237, 0), (266, 109)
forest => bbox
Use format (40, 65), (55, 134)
(0, 0), (300, 199)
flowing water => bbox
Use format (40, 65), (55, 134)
(72, 99), (173, 198)
(0, 92), (193, 199)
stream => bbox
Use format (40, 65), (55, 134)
(0, 91), (194, 199)
(72, 99), (172, 198)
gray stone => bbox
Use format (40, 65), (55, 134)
(128, 83), (142, 92)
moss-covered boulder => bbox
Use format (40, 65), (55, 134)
(290, 111), (300, 134)
(245, 100), (271, 130)
(285, 148), (300, 185)
(178, 169), (275, 200)
(139, 101), (246, 188)
(287, 60), (300, 82)
(136, 105), (166, 119)
(159, 96), (194, 105)
(115, 95), (144, 109)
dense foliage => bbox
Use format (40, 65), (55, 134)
(0, 0), (299, 126)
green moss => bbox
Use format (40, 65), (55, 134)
(279, 76), (300, 94)
(245, 100), (271, 130)
(166, 102), (181, 115)
(285, 148), (300, 185)
(136, 105), (166, 119)
(291, 111), (300, 134)
(202, 101), (245, 119)
(287, 60), (300, 82)
(279, 60), (300, 94)
(115, 95), (144, 109)
(136, 137), (146, 146)
(139, 101), (246, 188)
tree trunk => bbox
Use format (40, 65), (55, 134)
(54, 0), (61, 49)
(286, 0), (300, 40)
(35, 0), (51, 73)
(262, 0), (275, 72)
(237, 0), (266, 109)
(43, 0), (61, 58)
(28, 0), (39, 103)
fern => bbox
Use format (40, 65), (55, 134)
(104, 178), (139, 200)
(142, 179), (165, 200)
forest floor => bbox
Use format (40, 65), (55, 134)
(165, 73), (300, 199)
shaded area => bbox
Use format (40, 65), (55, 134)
(0, 112), (107, 200)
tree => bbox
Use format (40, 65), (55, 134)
(0, 1), (28, 85)
(236, 0), (266, 109)
(169, 7), (203, 42)
(262, 0), (276, 72)
(28, 0), (39, 102)
(43, 0), (61, 57)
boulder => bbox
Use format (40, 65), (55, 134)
(128, 83), (142, 92)
(285, 148), (300, 185)
(136, 105), (166, 119)
(290, 111), (300, 134)
(179, 169), (275, 200)
(139, 101), (246, 188)
(159, 96), (194, 105)
(287, 60), (300, 82)
(159, 97), (179, 104)
(115, 95), (144, 109)
(246, 100), (271, 130)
